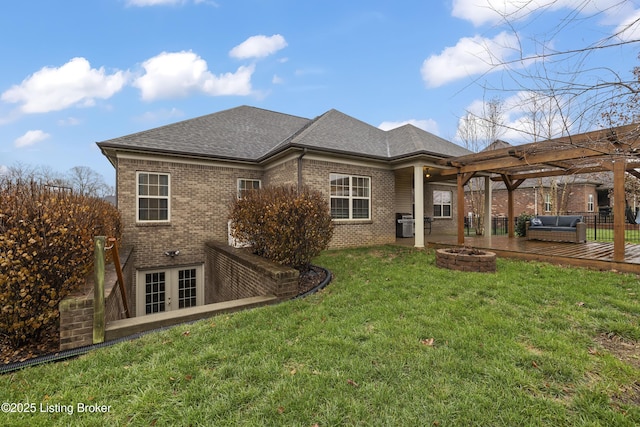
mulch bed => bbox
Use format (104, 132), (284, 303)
(1, 324), (60, 366)
(297, 265), (328, 296)
(1, 267), (329, 367)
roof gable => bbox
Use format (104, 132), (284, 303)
(386, 124), (471, 158)
(98, 106), (310, 160)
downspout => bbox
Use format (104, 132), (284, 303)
(297, 148), (307, 190)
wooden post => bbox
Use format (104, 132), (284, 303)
(457, 172), (465, 245)
(613, 159), (626, 262)
(507, 188), (515, 238)
(108, 237), (130, 318)
(93, 236), (106, 344)
(484, 176), (492, 236)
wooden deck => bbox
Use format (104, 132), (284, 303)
(396, 234), (640, 274)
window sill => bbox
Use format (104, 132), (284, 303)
(332, 219), (373, 225)
(136, 222), (172, 227)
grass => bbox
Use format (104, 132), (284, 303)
(1, 245), (639, 426)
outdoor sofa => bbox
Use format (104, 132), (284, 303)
(525, 215), (586, 243)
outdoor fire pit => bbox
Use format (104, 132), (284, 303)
(435, 247), (496, 273)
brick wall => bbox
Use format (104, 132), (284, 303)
(116, 156), (264, 310)
(205, 241), (298, 303)
(468, 183), (599, 217)
(302, 158), (396, 248)
(59, 247), (133, 350)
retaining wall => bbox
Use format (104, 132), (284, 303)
(205, 241), (299, 303)
(58, 247), (133, 350)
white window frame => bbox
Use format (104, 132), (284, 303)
(587, 194), (594, 212)
(330, 173), (371, 220)
(136, 172), (170, 223)
(136, 265), (204, 316)
(237, 178), (261, 199)
(544, 193), (552, 212)
(433, 190), (452, 218)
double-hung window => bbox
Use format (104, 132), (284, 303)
(137, 172), (170, 222)
(433, 190), (452, 218)
(544, 194), (552, 212)
(587, 194), (594, 212)
(330, 173), (370, 220)
(237, 178), (261, 199)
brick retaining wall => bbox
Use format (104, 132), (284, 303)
(205, 241), (299, 303)
(58, 247), (133, 350)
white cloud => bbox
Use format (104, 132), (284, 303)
(1, 57), (127, 114)
(272, 74), (284, 84)
(58, 117), (81, 126)
(0, 165), (8, 176)
(229, 34), (288, 59)
(456, 91), (575, 145)
(451, 0), (620, 27)
(133, 51), (254, 100)
(421, 31), (519, 87)
(379, 119), (439, 134)
(614, 8), (640, 41)
(14, 130), (50, 148)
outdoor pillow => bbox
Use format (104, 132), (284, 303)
(570, 217), (581, 227)
(530, 217), (543, 226)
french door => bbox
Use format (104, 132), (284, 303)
(137, 265), (203, 316)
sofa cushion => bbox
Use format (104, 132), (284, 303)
(529, 226), (556, 232)
(557, 215), (582, 227)
(537, 216), (557, 226)
(554, 226), (580, 232)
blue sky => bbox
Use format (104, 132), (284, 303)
(1, 0), (640, 186)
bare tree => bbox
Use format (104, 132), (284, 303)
(66, 166), (112, 198)
(458, 97), (506, 234)
(479, 0), (640, 139)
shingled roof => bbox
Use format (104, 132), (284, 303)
(98, 105), (470, 162)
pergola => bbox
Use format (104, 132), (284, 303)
(437, 123), (640, 261)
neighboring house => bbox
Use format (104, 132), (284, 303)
(98, 105), (470, 316)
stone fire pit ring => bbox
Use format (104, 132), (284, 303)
(435, 248), (497, 273)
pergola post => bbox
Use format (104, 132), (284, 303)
(414, 164), (425, 248)
(484, 176), (492, 236)
(613, 158), (626, 261)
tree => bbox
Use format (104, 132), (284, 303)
(477, 1), (640, 138)
(457, 97), (506, 234)
(1, 163), (113, 198)
(66, 166), (113, 198)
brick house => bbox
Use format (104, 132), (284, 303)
(98, 105), (470, 316)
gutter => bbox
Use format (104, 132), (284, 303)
(297, 148), (307, 190)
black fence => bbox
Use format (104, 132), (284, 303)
(465, 212), (640, 242)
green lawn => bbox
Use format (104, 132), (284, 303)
(1, 246), (639, 426)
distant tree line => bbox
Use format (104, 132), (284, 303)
(0, 163), (113, 198)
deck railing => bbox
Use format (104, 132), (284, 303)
(465, 213), (640, 242)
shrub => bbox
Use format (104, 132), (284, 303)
(515, 212), (533, 237)
(0, 181), (121, 347)
(229, 185), (334, 271)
